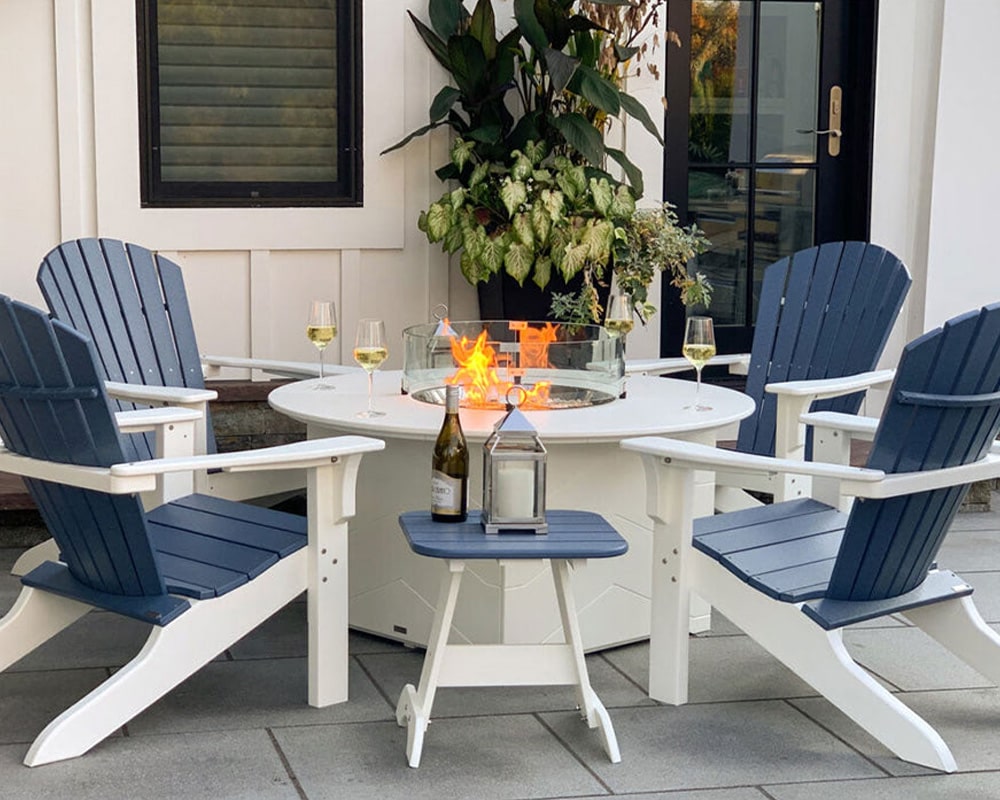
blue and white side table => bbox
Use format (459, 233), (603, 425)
(394, 509), (628, 767)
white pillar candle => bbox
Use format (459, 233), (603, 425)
(496, 464), (535, 519)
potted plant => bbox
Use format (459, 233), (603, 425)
(386, 0), (709, 323)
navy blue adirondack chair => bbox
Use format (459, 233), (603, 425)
(629, 242), (910, 505)
(625, 302), (1000, 772)
(13, 238), (330, 576)
(0, 296), (382, 765)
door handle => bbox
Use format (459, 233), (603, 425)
(796, 86), (843, 157)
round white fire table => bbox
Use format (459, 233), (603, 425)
(270, 370), (754, 651)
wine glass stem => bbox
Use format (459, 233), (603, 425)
(319, 349), (325, 380)
(367, 371), (375, 414)
(695, 367), (703, 404)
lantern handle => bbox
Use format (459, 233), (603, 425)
(505, 384), (528, 409)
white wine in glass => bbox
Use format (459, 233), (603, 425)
(604, 289), (634, 338)
(682, 316), (716, 411)
(306, 300), (337, 389)
(354, 318), (387, 418)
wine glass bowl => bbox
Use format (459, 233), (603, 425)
(306, 300), (337, 389)
(354, 318), (388, 417)
(682, 316), (716, 411)
(604, 289), (634, 339)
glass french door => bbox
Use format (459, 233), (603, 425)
(661, 0), (878, 355)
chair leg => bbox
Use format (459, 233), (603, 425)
(25, 553), (306, 766)
(395, 560), (465, 768)
(904, 596), (1000, 685)
(695, 555), (957, 772)
(551, 559), (620, 763)
(10, 539), (60, 577)
(0, 587), (91, 671)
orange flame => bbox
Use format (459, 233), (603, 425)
(443, 321), (557, 408)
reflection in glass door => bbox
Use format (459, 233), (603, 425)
(663, 0), (876, 355)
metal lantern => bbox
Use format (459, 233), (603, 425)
(482, 396), (547, 534)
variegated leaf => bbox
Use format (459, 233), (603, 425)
(512, 212), (535, 248)
(532, 255), (551, 290)
(425, 203), (451, 242)
(504, 242), (533, 284)
(500, 179), (528, 217)
(590, 178), (613, 216)
(530, 203), (551, 246)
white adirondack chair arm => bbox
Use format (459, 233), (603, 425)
(104, 381), (217, 405)
(115, 407), (203, 432)
(802, 411), (880, 438)
(765, 369), (895, 400)
(200, 355), (362, 379)
(0, 447), (157, 495)
(625, 353), (750, 376)
(621, 436), (884, 482)
(110, 435), (385, 478)
(622, 436), (1000, 503)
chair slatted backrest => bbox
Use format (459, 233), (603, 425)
(736, 242), (911, 457)
(0, 296), (167, 597)
(38, 238), (212, 462)
(827, 303), (1000, 602)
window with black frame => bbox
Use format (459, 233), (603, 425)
(137, 0), (362, 207)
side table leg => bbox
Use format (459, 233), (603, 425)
(552, 559), (621, 763)
(396, 560), (465, 768)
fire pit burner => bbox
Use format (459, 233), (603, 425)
(402, 320), (625, 410)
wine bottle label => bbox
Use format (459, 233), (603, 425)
(431, 470), (465, 515)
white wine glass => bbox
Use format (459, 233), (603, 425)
(306, 300), (337, 390)
(682, 316), (716, 411)
(604, 288), (634, 341)
(354, 318), (388, 418)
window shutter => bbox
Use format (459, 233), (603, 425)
(155, 0), (340, 184)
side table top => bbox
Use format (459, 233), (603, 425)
(398, 510), (628, 560)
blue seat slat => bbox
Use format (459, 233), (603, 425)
(693, 497), (832, 535)
(167, 493), (307, 534)
(720, 529), (844, 579)
(147, 504), (305, 558)
(155, 551), (249, 598)
(22, 561), (190, 626)
(398, 510), (627, 561)
(694, 501), (843, 557)
(148, 524), (280, 580)
(748, 559), (836, 602)
(803, 569), (974, 631)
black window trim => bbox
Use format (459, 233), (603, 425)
(136, 0), (363, 209)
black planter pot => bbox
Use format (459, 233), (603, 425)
(476, 270), (610, 322)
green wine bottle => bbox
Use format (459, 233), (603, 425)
(431, 385), (468, 522)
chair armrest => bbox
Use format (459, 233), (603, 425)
(622, 436), (1000, 502)
(802, 411), (880, 439)
(0, 447), (156, 495)
(109, 435), (385, 478)
(765, 369), (895, 401)
(200, 355), (362, 379)
(105, 381), (217, 405)
(621, 436), (883, 483)
(625, 353), (750, 376)
(115, 407), (203, 433)
(769, 370), (895, 461)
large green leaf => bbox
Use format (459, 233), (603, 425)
(500, 179), (528, 216)
(604, 147), (644, 198)
(429, 0), (469, 39)
(479, 235), (508, 274)
(543, 47), (579, 94)
(513, 0), (547, 52)
(468, 161), (490, 188)
(429, 86), (462, 122)
(512, 211), (534, 248)
(589, 177), (614, 216)
(549, 114), (605, 167)
(510, 152), (533, 181)
(532, 256), (552, 290)
(448, 36), (489, 100)
(619, 91), (665, 145)
(425, 203), (452, 242)
(407, 11), (450, 72)
(504, 242), (534, 284)
(467, 124), (502, 144)
(568, 65), (621, 115)
(582, 219), (614, 263)
(531, 203), (552, 245)
(469, 0), (497, 60)
(451, 138), (475, 171)
(560, 243), (590, 281)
